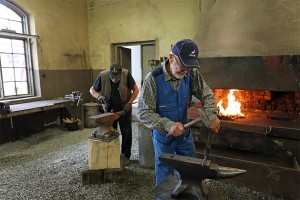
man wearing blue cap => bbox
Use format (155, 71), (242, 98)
(137, 39), (220, 186)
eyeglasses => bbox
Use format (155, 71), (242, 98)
(173, 55), (182, 67)
(172, 54), (190, 71)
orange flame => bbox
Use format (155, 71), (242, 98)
(217, 90), (244, 117)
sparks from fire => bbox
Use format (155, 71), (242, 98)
(217, 89), (244, 117)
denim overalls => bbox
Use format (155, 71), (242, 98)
(152, 69), (196, 186)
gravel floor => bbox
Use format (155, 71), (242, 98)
(0, 122), (285, 200)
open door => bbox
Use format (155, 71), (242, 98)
(117, 46), (132, 74)
(114, 41), (155, 92)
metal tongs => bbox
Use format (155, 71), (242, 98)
(199, 109), (215, 166)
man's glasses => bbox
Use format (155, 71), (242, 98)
(172, 54), (190, 71)
(173, 55), (182, 67)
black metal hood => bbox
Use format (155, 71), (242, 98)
(194, 0), (300, 57)
(193, 0), (300, 91)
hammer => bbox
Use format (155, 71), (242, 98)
(166, 108), (210, 136)
(166, 109), (215, 165)
(166, 117), (202, 138)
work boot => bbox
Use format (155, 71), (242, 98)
(125, 157), (131, 166)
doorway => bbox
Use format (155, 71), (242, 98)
(114, 41), (156, 101)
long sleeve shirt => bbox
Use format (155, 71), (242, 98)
(137, 61), (218, 134)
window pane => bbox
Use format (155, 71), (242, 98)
(2, 67), (15, 81)
(0, 2), (32, 99)
(14, 67), (27, 81)
(0, 53), (13, 67)
(13, 54), (25, 67)
(12, 40), (24, 54)
(0, 18), (10, 30)
(0, 5), (8, 19)
(10, 20), (23, 33)
(3, 82), (16, 96)
(16, 82), (28, 95)
(0, 38), (12, 53)
(8, 9), (21, 22)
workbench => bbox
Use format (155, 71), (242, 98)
(0, 99), (72, 120)
(0, 99), (75, 144)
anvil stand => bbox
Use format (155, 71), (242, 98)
(152, 153), (246, 200)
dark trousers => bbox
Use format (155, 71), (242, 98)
(112, 113), (132, 159)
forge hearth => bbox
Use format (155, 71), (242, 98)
(189, 88), (300, 159)
(214, 89), (300, 114)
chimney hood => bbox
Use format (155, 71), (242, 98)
(193, 0), (300, 91)
(194, 0), (300, 57)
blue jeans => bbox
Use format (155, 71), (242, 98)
(152, 129), (196, 186)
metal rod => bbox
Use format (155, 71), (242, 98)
(10, 116), (13, 129)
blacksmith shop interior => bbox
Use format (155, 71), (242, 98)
(0, 0), (299, 199)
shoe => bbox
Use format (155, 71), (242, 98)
(125, 157), (131, 166)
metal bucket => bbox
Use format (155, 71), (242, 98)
(83, 103), (100, 128)
(138, 123), (154, 168)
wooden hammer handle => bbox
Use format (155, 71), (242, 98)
(183, 117), (202, 129)
(167, 117), (202, 137)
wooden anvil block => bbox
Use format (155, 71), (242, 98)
(82, 155), (125, 186)
(88, 137), (120, 170)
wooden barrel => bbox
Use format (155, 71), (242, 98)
(83, 103), (100, 128)
(138, 123), (154, 168)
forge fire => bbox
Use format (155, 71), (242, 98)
(214, 89), (300, 119)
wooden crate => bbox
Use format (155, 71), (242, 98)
(88, 137), (120, 170)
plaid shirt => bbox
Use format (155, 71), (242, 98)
(137, 61), (218, 134)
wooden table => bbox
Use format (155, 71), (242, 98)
(0, 99), (72, 120)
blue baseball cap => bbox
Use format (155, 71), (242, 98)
(172, 39), (200, 69)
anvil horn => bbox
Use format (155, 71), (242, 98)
(216, 166), (247, 179)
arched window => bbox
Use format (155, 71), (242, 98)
(0, 0), (36, 99)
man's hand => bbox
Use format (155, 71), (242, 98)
(168, 122), (185, 137)
(97, 96), (109, 106)
(97, 96), (105, 104)
(209, 119), (220, 134)
(97, 96), (108, 112)
(123, 103), (131, 113)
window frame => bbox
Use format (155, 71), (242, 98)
(0, 0), (35, 100)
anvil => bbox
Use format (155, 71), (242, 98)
(89, 112), (121, 141)
(156, 153), (247, 200)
